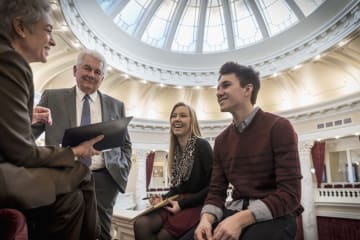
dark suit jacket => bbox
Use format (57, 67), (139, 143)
(32, 87), (132, 193)
(0, 34), (89, 209)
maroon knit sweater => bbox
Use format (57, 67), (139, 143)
(205, 109), (303, 218)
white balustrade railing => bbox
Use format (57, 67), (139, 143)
(315, 188), (360, 205)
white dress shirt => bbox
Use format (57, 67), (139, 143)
(76, 86), (105, 170)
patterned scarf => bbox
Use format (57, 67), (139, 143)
(171, 136), (198, 187)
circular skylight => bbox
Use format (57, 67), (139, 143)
(61, 0), (358, 86)
(97, 0), (325, 53)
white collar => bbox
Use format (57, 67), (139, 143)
(76, 86), (98, 102)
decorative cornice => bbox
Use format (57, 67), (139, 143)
(60, 0), (360, 86)
(128, 118), (229, 133)
(279, 92), (360, 122)
(128, 93), (360, 133)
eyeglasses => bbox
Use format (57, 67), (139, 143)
(81, 64), (104, 77)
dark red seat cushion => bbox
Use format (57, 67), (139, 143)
(0, 208), (28, 240)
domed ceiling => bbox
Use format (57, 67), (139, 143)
(31, 0), (360, 122)
(97, 0), (324, 54)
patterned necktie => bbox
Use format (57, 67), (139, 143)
(80, 95), (91, 166)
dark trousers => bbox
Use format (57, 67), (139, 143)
(223, 209), (297, 240)
(93, 168), (119, 240)
(180, 210), (297, 240)
(24, 176), (99, 240)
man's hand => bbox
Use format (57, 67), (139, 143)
(194, 213), (215, 240)
(32, 106), (52, 125)
(213, 210), (255, 240)
(212, 214), (242, 240)
(164, 199), (181, 214)
(71, 135), (104, 158)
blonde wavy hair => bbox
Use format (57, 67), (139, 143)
(167, 102), (201, 175)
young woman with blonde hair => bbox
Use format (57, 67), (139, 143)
(134, 102), (213, 240)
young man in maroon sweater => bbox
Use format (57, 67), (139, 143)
(194, 62), (303, 240)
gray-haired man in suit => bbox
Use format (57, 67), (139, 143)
(32, 49), (132, 240)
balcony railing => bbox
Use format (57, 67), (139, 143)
(315, 186), (360, 205)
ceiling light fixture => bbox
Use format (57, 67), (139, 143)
(338, 40), (347, 47)
(293, 65), (302, 70)
(50, 1), (58, 10)
(314, 55), (321, 60)
(72, 41), (81, 48)
(60, 25), (68, 32)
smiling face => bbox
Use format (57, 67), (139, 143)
(74, 55), (105, 95)
(170, 105), (192, 139)
(216, 73), (252, 114)
(18, 13), (55, 63)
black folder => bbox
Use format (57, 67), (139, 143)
(62, 116), (133, 151)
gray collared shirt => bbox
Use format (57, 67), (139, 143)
(233, 106), (259, 133)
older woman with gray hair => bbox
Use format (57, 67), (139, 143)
(0, 0), (103, 239)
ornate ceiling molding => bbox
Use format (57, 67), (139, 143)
(127, 92), (360, 133)
(60, 0), (360, 86)
(280, 92), (360, 122)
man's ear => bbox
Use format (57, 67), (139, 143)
(12, 17), (26, 38)
(244, 84), (254, 96)
(246, 84), (254, 92)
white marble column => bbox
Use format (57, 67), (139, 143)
(134, 148), (149, 210)
(298, 141), (318, 240)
